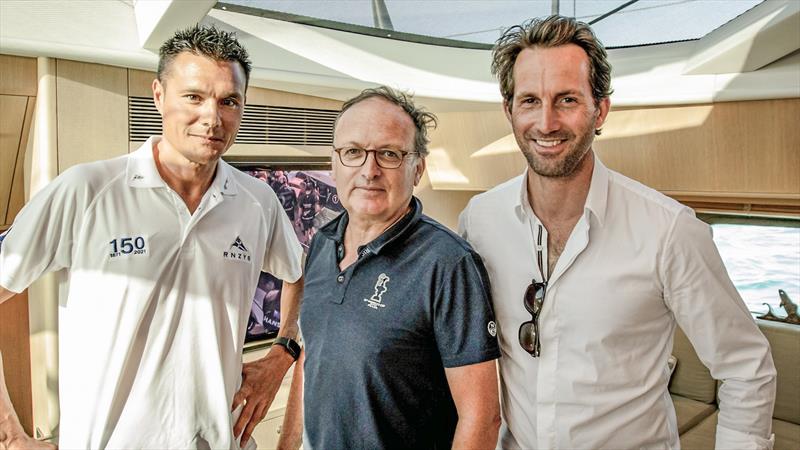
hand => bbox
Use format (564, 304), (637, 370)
(231, 347), (294, 448)
(1, 433), (57, 450)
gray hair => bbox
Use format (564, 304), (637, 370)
(336, 86), (438, 157)
(158, 24), (252, 87)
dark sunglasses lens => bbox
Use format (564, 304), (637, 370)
(524, 283), (545, 314)
(519, 322), (537, 353)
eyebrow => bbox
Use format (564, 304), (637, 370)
(516, 89), (586, 99)
(180, 87), (244, 100)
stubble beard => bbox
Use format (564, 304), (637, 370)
(517, 116), (597, 179)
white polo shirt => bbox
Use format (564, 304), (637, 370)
(0, 137), (302, 449)
(459, 156), (776, 450)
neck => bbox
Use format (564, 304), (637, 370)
(153, 139), (217, 213)
(527, 150), (594, 225)
(344, 203), (411, 249)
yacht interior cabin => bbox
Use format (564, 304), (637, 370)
(0, 0), (798, 448)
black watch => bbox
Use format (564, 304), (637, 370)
(273, 336), (301, 361)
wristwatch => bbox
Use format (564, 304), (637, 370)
(273, 336), (301, 361)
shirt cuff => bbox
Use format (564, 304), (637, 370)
(715, 423), (774, 450)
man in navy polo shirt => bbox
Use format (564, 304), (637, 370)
(281, 86), (501, 450)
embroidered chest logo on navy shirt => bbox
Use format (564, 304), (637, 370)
(364, 273), (390, 309)
(224, 236), (251, 262)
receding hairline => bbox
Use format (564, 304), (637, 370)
(334, 97), (417, 148)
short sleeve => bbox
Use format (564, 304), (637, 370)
(0, 169), (85, 292)
(261, 192), (303, 283)
(434, 251), (501, 368)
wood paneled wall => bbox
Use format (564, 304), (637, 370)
(56, 60), (129, 170)
(0, 54), (36, 436)
(426, 98), (799, 216)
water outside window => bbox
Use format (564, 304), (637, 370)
(711, 223), (800, 315)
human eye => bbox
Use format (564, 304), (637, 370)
(221, 97), (240, 108)
(184, 94), (201, 102)
(342, 147), (365, 160)
(519, 97), (539, 108)
(379, 149), (403, 162)
(560, 96), (577, 104)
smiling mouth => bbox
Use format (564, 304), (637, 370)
(534, 139), (566, 148)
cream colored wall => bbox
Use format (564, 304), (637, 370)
(56, 60), (129, 170)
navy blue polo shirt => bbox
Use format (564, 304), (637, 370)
(300, 197), (500, 450)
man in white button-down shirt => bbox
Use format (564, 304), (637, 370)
(459, 15), (776, 450)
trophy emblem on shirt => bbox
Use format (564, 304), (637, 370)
(365, 273), (390, 309)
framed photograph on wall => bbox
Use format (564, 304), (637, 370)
(231, 163), (343, 346)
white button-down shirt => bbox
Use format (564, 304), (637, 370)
(459, 156), (776, 449)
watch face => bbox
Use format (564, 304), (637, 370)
(277, 337), (300, 360)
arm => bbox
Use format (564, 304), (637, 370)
(232, 276), (304, 448)
(0, 351), (55, 450)
(445, 360), (500, 450)
(663, 210), (776, 449)
(276, 351), (303, 450)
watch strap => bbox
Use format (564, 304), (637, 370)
(273, 336), (301, 361)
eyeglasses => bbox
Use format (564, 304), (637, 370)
(333, 147), (418, 169)
(519, 281), (546, 357)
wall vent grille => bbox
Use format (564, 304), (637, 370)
(128, 96), (337, 146)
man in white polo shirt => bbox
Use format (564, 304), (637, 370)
(0, 25), (303, 449)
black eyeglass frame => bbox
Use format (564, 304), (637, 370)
(332, 147), (419, 169)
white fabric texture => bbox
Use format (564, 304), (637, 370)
(0, 137), (303, 449)
(459, 156), (776, 450)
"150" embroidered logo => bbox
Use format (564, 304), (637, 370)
(109, 236), (147, 258)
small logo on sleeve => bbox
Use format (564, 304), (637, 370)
(224, 236), (251, 262)
(487, 321), (497, 337)
(364, 273), (390, 310)
(109, 236), (147, 258)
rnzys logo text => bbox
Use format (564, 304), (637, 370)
(109, 236), (147, 258)
(224, 236), (252, 262)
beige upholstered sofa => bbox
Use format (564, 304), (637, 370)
(669, 319), (800, 449)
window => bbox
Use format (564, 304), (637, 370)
(707, 218), (800, 315)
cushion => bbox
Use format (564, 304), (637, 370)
(679, 411), (717, 450)
(669, 327), (717, 404)
(757, 319), (800, 424)
(680, 413), (800, 450)
(773, 418), (800, 450)
(671, 394), (717, 434)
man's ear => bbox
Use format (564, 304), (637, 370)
(414, 157), (426, 187)
(595, 96), (610, 130)
(152, 78), (165, 116)
(503, 98), (513, 123)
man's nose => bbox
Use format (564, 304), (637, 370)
(537, 103), (560, 135)
(360, 151), (382, 179)
(200, 100), (222, 128)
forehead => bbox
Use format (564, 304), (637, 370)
(163, 51), (246, 93)
(512, 44), (592, 95)
(334, 97), (415, 148)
